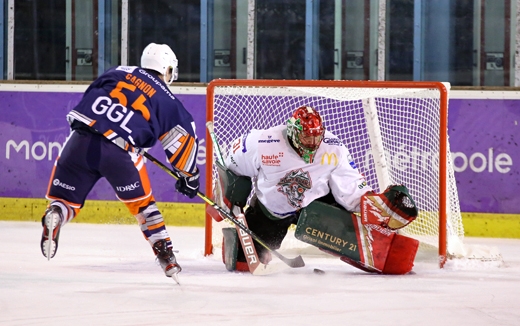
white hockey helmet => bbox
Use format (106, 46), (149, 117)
(140, 43), (178, 84)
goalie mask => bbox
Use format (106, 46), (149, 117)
(287, 106), (325, 163)
(140, 43), (179, 84)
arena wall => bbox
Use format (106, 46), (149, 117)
(0, 83), (518, 238)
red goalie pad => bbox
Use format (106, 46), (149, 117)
(337, 233), (419, 275)
(296, 200), (419, 275)
(382, 234), (419, 274)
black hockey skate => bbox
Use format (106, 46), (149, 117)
(153, 239), (182, 281)
(40, 205), (64, 260)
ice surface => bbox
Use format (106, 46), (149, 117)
(1, 221), (519, 326)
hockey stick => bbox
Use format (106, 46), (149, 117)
(207, 121), (263, 273)
(82, 122), (303, 269)
(206, 121), (294, 274)
(142, 150), (305, 269)
(206, 121), (225, 166)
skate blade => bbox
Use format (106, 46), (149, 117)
(42, 239), (57, 261)
(171, 273), (180, 285)
(45, 216), (56, 261)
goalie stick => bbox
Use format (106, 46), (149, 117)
(142, 150), (305, 269)
(207, 121), (293, 275)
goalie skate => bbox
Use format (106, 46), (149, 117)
(40, 205), (64, 260)
(153, 239), (182, 282)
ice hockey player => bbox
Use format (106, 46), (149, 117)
(40, 43), (200, 280)
(213, 106), (419, 274)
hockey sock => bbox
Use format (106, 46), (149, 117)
(137, 202), (172, 248)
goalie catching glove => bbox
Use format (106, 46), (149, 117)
(175, 168), (200, 199)
(361, 184), (418, 230)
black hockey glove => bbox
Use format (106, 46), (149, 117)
(175, 168), (200, 199)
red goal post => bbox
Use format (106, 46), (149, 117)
(205, 79), (462, 268)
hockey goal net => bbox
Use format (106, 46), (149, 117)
(205, 79), (464, 267)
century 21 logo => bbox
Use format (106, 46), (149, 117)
(321, 153), (338, 166)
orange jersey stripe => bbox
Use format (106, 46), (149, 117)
(168, 135), (187, 164)
(159, 132), (168, 141)
(137, 160), (152, 194)
(45, 161), (59, 197)
(103, 129), (114, 137)
(176, 136), (195, 171)
(134, 154), (143, 168)
(45, 195), (82, 209)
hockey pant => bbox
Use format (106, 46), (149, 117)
(45, 128), (172, 247)
(230, 198), (298, 271)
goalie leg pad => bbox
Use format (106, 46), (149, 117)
(222, 228), (237, 271)
(296, 201), (418, 274)
(295, 201), (362, 259)
(221, 227), (250, 272)
(382, 234), (419, 275)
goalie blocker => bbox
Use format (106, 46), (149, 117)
(295, 185), (419, 275)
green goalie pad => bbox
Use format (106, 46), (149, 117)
(294, 201), (361, 262)
(222, 227), (238, 271)
(216, 162), (252, 208)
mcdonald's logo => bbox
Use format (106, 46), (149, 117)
(321, 153), (338, 166)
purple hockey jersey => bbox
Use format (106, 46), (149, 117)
(67, 66), (198, 175)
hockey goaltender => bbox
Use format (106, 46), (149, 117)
(207, 106), (419, 275)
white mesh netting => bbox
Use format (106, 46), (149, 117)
(207, 81), (464, 257)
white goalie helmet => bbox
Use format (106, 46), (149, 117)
(140, 43), (178, 84)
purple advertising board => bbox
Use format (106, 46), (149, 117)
(449, 98), (519, 214)
(0, 87), (208, 204)
(0, 87), (518, 214)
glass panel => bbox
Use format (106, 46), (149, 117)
(99, 1), (122, 76)
(480, 0), (510, 86)
(256, 0), (305, 79)
(388, 0), (413, 81)
(14, 1), (66, 80)
(14, 0), (122, 81)
(387, 0), (511, 86)
(318, 0), (335, 80)
(5, 0), (518, 85)
(128, 0), (200, 82)
(452, 1), (475, 86)
(209, 0), (236, 80)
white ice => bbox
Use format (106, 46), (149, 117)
(1, 221), (519, 326)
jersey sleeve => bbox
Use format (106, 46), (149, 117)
(329, 146), (372, 212)
(157, 101), (199, 176)
(223, 130), (261, 178)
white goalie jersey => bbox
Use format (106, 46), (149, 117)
(223, 124), (372, 218)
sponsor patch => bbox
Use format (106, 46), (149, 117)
(53, 179), (75, 191)
(322, 138), (343, 146)
(261, 152), (284, 166)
